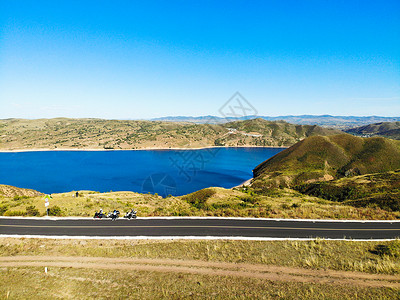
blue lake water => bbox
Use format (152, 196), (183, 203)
(0, 147), (284, 196)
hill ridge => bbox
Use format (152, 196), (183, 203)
(345, 121), (400, 140)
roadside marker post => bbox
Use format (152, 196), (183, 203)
(44, 195), (52, 216)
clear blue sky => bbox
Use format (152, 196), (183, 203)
(1, 0), (399, 119)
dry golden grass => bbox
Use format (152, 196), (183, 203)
(1, 266), (399, 299)
(0, 238), (399, 299)
(1, 187), (399, 220)
(2, 266), (398, 300)
(1, 238), (399, 275)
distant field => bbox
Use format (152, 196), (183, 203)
(0, 238), (399, 299)
(0, 118), (341, 150)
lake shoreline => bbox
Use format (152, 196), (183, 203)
(232, 178), (252, 188)
(0, 145), (288, 153)
(0, 147), (283, 195)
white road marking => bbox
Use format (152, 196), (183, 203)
(0, 234), (398, 241)
(0, 216), (399, 223)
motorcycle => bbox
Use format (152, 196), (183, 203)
(107, 210), (120, 221)
(93, 210), (107, 219)
(124, 209), (137, 220)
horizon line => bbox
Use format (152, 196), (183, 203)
(2, 114), (400, 121)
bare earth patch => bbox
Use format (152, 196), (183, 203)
(1, 256), (399, 288)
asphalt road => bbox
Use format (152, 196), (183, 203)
(1, 218), (400, 239)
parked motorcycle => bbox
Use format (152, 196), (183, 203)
(93, 210), (107, 219)
(124, 209), (137, 220)
(108, 210), (120, 221)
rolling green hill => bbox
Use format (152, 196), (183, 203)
(345, 122), (400, 140)
(252, 134), (400, 192)
(0, 118), (342, 150)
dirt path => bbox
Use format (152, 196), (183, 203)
(0, 256), (399, 288)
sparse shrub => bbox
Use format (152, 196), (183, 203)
(13, 195), (29, 201)
(222, 208), (235, 216)
(211, 203), (231, 209)
(26, 205), (40, 216)
(348, 194), (400, 212)
(239, 187), (256, 196)
(263, 204), (272, 211)
(211, 202), (254, 211)
(84, 203), (94, 209)
(0, 204), (8, 215)
(48, 206), (63, 216)
(253, 185), (285, 197)
(372, 240), (400, 258)
(4, 210), (26, 216)
(152, 207), (165, 216)
(295, 182), (366, 202)
(239, 195), (257, 204)
(214, 139), (225, 146)
(182, 188), (216, 209)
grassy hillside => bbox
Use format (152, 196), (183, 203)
(216, 118), (342, 146)
(0, 184), (43, 198)
(1, 185), (398, 219)
(0, 118), (223, 150)
(295, 170), (400, 211)
(252, 134), (400, 191)
(346, 122), (400, 140)
(0, 118), (341, 150)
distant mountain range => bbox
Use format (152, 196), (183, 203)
(151, 115), (400, 129)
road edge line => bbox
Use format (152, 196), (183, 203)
(0, 234), (398, 241)
(1, 216), (399, 223)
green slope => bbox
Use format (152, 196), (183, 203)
(252, 134), (400, 191)
(295, 170), (400, 211)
